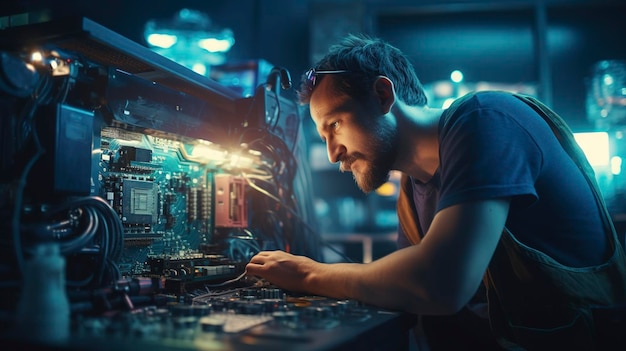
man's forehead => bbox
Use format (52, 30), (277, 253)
(309, 76), (332, 103)
(309, 78), (334, 122)
(309, 77), (352, 118)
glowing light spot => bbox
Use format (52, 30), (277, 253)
(375, 182), (397, 197)
(450, 70), (464, 83)
(146, 33), (178, 49)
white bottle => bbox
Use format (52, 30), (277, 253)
(15, 243), (70, 345)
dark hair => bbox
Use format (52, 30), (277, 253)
(297, 34), (428, 107)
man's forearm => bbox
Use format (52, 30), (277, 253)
(307, 246), (468, 315)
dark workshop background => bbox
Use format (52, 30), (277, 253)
(2, 0), (625, 262)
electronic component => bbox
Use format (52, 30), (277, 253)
(214, 174), (247, 228)
(122, 179), (158, 225)
(28, 104), (94, 198)
(98, 131), (219, 275)
(64, 284), (415, 351)
(0, 18), (325, 350)
(145, 254), (244, 294)
(104, 175), (158, 236)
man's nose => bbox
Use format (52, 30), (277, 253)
(326, 139), (345, 164)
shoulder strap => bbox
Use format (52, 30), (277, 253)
(512, 93), (621, 250)
(397, 174), (422, 245)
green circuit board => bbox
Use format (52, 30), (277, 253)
(94, 127), (223, 275)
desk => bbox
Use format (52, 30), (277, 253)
(2, 284), (417, 351)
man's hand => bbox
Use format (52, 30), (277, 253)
(246, 250), (320, 294)
(246, 199), (508, 315)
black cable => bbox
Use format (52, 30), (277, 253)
(12, 118), (44, 276)
(270, 87), (281, 131)
(10, 71), (73, 276)
(31, 196), (124, 287)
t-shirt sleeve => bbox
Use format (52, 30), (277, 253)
(436, 103), (541, 212)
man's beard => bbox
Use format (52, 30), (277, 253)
(342, 126), (397, 193)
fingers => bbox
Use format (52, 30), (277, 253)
(248, 255), (265, 264)
(246, 253), (271, 274)
(249, 251), (274, 261)
(256, 250), (284, 257)
(249, 250), (287, 262)
(245, 266), (257, 277)
(245, 259), (265, 273)
(246, 250), (285, 275)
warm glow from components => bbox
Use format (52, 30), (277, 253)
(198, 38), (234, 53)
(146, 33), (178, 49)
(375, 181), (397, 197)
(228, 154), (254, 168)
(30, 51), (43, 62)
(191, 144), (227, 162)
(611, 156), (622, 175)
(187, 141), (261, 170)
(573, 132), (610, 167)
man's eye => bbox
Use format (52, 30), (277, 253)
(330, 121), (339, 129)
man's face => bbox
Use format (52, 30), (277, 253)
(309, 77), (397, 193)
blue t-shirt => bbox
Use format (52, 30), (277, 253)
(398, 91), (608, 267)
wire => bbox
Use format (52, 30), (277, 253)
(200, 270), (248, 288)
(242, 172), (282, 204)
(270, 87), (281, 131)
(10, 72), (73, 276)
(21, 196), (125, 288)
(12, 118), (44, 275)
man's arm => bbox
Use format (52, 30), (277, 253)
(246, 198), (509, 315)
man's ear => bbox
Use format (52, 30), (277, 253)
(373, 76), (395, 114)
